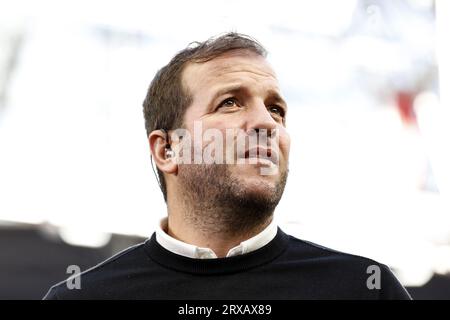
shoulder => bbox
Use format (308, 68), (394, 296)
(43, 241), (149, 300)
(284, 233), (382, 265)
(281, 233), (411, 299)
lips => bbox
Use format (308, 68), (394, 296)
(240, 146), (278, 165)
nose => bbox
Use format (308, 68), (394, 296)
(244, 99), (278, 135)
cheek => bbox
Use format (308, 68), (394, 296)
(210, 118), (237, 130)
(193, 122), (240, 162)
(202, 119), (241, 146)
(278, 130), (291, 159)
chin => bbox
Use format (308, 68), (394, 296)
(227, 164), (287, 199)
(236, 174), (278, 195)
(233, 164), (280, 182)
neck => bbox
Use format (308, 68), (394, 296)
(166, 198), (273, 258)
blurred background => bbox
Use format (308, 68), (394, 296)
(1, 0), (449, 299)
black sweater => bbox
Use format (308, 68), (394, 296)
(43, 228), (411, 299)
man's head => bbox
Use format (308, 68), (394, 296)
(144, 32), (290, 234)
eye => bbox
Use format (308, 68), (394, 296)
(269, 105), (285, 117)
(218, 98), (238, 109)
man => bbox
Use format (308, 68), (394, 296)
(44, 32), (411, 299)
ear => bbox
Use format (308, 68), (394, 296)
(148, 130), (178, 175)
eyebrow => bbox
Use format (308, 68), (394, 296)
(266, 89), (288, 109)
(211, 85), (288, 109)
(212, 84), (244, 102)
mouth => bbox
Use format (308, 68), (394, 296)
(239, 147), (278, 166)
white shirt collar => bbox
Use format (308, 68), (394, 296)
(155, 217), (277, 259)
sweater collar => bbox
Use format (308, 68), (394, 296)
(144, 227), (289, 275)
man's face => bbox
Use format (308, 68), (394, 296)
(174, 50), (290, 216)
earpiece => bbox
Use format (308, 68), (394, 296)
(161, 128), (174, 159)
(165, 148), (174, 158)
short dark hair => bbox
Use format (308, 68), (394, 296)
(143, 32), (267, 202)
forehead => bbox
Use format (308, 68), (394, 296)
(182, 50), (280, 97)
